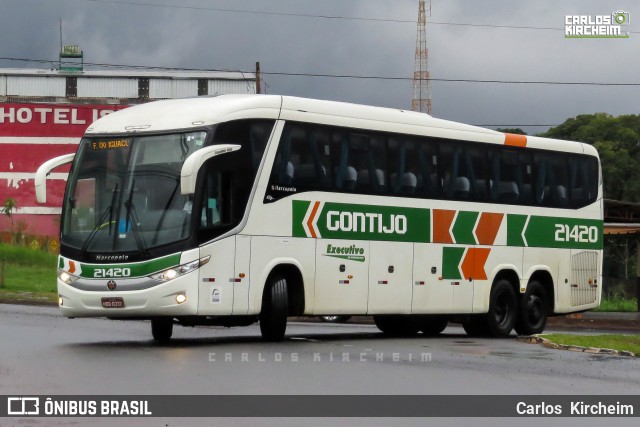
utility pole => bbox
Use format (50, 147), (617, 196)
(255, 62), (261, 94)
(411, 0), (432, 115)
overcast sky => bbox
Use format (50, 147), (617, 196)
(1, 0), (638, 134)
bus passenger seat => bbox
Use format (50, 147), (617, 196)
(454, 176), (470, 199)
(375, 169), (385, 192)
(497, 181), (519, 203)
(344, 166), (357, 190)
(284, 161), (294, 185)
(400, 172), (417, 195)
(556, 185), (569, 207)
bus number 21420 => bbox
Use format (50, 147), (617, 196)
(554, 224), (598, 244)
(93, 268), (131, 278)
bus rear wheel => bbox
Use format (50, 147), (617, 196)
(416, 316), (448, 336)
(259, 275), (289, 341)
(151, 318), (173, 343)
(514, 280), (548, 335)
(373, 315), (420, 336)
(486, 279), (517, 337)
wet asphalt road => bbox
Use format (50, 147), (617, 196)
(1, 303), (639, 426)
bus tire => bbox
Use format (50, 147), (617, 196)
(373, 315), (420, 336)
(486, 279), (517, 337)
(151, 318), (173, 342)
(259, 275), (289, 341)
(514, 280), (548, 335)
(417, 316), (448, 336)
(462, 316), (491, 337)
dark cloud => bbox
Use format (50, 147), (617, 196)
(1, 0), (637, 134)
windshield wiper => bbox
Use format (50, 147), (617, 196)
(108, 183), (118, 236)
(124, 179), (150, 257)
(79, 183), (118, 259)
(151, 178), (180, 246)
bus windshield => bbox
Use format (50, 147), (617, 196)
(61, 131), (207, 254)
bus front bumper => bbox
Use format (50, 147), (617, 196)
(56, 272), (199, 318)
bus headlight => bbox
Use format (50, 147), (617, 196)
(150, 256), (210, 282)
(58, 269), (79, 285)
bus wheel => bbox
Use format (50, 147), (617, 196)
(373, 315), (420, 336)
(417, 316), (448, 336)
(151, 318), (173, 343)
(514, 280), (548, 335)
(259, 275), (289, 341)
(462, 316), (490, 337)
(486, 279), (517, 337)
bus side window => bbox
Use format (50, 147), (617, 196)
(214, 120), (273, 173)
(388, 138), (419, 196)
(271, 123), (330, 191)
(332, 132), (356, 191)
(417, 139), (440, 198)
(466, 145), (488, 201)
(518, 151), (534, 204)
(570, 155), (598, 208)
(359, 134), (387, 194)
(442, 144), (475, 200)
(534, 152), (569, 208)
(491, 148), (526, 204)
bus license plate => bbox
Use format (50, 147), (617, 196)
(101, 297), (125, 308)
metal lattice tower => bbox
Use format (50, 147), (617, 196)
(412, 0), (432, 115)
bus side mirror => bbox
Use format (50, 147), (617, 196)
(180, 144), (241, 195)
(35, 153), (76, 204)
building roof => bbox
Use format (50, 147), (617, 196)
(0, 67), (255, 80)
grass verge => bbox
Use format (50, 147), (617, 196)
(542, 333), (640, 355)
(0, 243), (58, 304)
(594, 296), (638, 312)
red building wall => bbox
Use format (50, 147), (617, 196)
(0, 103), (128, 238)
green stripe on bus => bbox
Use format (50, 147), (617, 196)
(293, 200), (430, 243)
(507, 214), (528, 247)
(507, 214), (603, 250)
(76, 253), (181, 279)
(523, 216), (603, 250)
(292, 200), (310, 238)
(292, 200), (602, 250)
(452, 211), (479, 245)
(442, 247), (464, 280)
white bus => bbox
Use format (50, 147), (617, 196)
(35, 95), (603, 342)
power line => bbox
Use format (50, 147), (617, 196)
(475, 124), (560, 127)
(43, 0), (640, 33)
(2, 56), (640, 87)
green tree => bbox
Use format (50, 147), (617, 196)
(2, 198), (17, 242)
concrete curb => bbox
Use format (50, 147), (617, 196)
(517, 335), (637, 357)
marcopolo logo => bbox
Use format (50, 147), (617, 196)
(565, 11), (631, 38)
(292, 201), (430, 243)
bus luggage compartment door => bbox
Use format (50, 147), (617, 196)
(314, 239), (369, 315)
